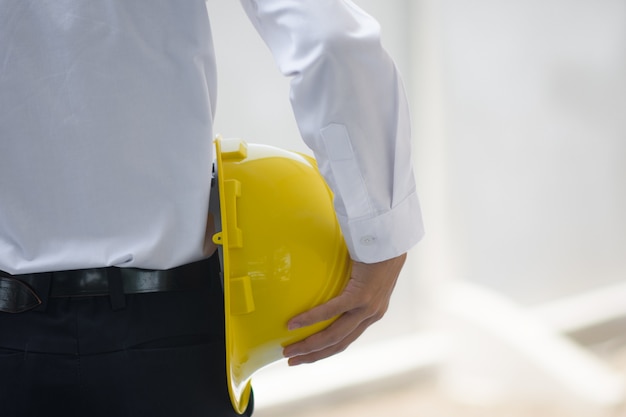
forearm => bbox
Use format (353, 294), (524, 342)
(240, 0), (424, 262)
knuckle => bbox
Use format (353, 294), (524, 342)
(371, 310), (385, 322)
(363, 302), (386, 321)
(332, 341), (350, 356)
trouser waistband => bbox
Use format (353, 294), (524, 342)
(0, 257), (215, 314)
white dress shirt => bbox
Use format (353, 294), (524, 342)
(0, 0), (423, 274)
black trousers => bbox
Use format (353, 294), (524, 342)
(0, 255), (253, 417)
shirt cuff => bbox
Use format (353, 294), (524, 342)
(338, 191), (425, 263)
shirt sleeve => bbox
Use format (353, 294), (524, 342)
(239, 0), (424, 263)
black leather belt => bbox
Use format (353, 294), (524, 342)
(0, 259), (212, 314)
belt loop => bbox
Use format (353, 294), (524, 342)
(107, 268), (126, 311)
(33, 272), (52, 312)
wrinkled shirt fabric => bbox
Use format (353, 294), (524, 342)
(0, 0), (423, 274)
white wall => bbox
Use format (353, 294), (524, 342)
(434, 0), (626, 304)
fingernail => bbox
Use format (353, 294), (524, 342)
(288, 321), (302, 331)
(288, 358), (302, 367)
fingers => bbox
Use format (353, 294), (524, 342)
(283, 295), (388, 364)
(283, 310), (359, 358)
(284, 314), (376, 366)
(282, 295), (360, 359)
(287, 294), (353, 330)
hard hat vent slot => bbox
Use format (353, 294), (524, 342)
(230, 275), (255, 315)
(223, 179), (243, 249)
(221, 139), (248, 161)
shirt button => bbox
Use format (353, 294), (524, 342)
(360, 235), (376, 246)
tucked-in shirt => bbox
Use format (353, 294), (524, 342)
(0, 0), (424, 274)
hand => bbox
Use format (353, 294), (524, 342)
(282, 253), (407, 366)
(203, 212), (218, 257)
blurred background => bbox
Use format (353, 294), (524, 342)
(205, 1), (626, 416)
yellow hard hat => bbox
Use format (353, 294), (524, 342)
(211, 136), (351, 414)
